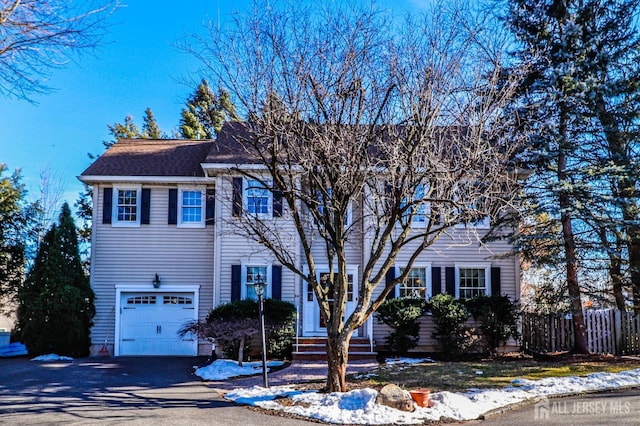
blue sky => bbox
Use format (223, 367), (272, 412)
(0, 0), (426, 210)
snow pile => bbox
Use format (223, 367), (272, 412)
(384, 357), (434, 365)
(194, 359), (285, 380)
(225, 368), (640, 424)
(31, 354), (73, 362)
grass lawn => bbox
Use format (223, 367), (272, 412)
(347, 354), (640, 393)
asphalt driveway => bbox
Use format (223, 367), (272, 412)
(0, 356), (313, 425)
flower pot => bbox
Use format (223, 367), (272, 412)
(409, 389), (431, 408)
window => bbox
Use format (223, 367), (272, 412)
(126, 295), (156, 305)
(314, 272), (354, 302)
(456, 264), (491, 299)
(399, 267), (427, 299)
(402, 183), (429, 227)
(246, 179), (271, 216)
(314, 188), (352, 227)
(163, 295), (193, 305)
(245, 265), (268, 300)
(113, 187), (140, 226)
(179, 188), (204, 227)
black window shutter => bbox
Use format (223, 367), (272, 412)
(168, 188), (178, 225)
(231, 264), (241, 301)
(273, 190), (283, 217)
(232, 177), (243, 217)
(445, 267), (456, 296)
(141, 188), (151, 225)
(385, 267), (396, 300)
(205, 189), (215, 225)
(272, 265), (282, 300)
(491, 267), (501, 296)
(102, 187), (113, 224)
(431, 267), (441, 295)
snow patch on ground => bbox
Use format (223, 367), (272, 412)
(194, 359), (285, 380)
(30, 354), (73, 361)
(225, 368), (640, 424)
(384, 357), (435, 365)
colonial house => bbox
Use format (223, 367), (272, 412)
(79, 122), (520, 357)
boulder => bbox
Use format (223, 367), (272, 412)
(375, 384), (415, 412)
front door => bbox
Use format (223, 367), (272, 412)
(302, 268), (358, 336)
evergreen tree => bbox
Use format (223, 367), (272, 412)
(104, 115), (141, 148)
(0, 165), (36, 315)
(17, 203), (95, 357)
(505, 0), (604, 353)
(141, 107), (163, 139)
(505, 0), (640, 317)
(179, 80), (239, 139)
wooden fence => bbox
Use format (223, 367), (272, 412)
(521, 309), (640, 355)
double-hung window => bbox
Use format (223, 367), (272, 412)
(401, 183), (429, 227)
(315, 188), (352, 227)
(246, 179), (271, 216)
(245, 265), (268, 300)
(179, 188), (204, 227)
(113, 187), (140, 226)
(456, 264), (491, 300)
(396, 264), (431, 299)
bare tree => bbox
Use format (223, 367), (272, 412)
(0, 0), (116, 100)
(184, 0), (524, 391)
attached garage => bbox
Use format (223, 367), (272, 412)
(115, 285), (199, 356)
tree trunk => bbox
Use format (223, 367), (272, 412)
(558, 110), (589, 354)
(237, 335), (245, 367)
(325, 332), (350, 392)
(592, 93), (638, 312)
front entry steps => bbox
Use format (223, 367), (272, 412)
(293, 337), (377, 361)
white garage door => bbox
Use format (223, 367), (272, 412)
(119, 292), (197, 356)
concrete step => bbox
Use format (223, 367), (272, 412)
(293, 337), (377, 361)
(292, 351), (378, 361)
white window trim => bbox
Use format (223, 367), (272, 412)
(241, 262), (272, 299)
(394, 263), (432, 299)
(454, 262), (492, 299)
(244, 177), (273, 218)
(178, 186), (206, 228)
(112, 185), (141, 227)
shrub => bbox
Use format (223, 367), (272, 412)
(427, 293), (472, 356)
(17, 204), (94, 357)
(181, 298), (296, 364)
(376, 298), (428, 355)
(465, 294), (520, 356)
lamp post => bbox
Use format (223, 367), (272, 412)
(253, 277), (269, 388)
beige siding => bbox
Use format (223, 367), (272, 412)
(215, 176), (300, 306)
(90, 184), (215, 355)
(370, 227), (518, 350)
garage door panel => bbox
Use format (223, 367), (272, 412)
(119, 292), (197, 356)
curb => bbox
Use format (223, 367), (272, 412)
(480, 384), (640, 419)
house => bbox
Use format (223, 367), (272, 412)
(79, 122), (520, 357)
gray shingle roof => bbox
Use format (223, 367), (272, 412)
(80, 139), (215, 177)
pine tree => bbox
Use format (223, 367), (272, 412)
(0, 165), (35, 315)
(505, 0), (602, 353)
(104, 115), (141, 148)
(17, 203), (95, 357)
(141, 107), (163, 139)
(179, 80), (239, 139)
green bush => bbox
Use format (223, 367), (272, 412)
(465, 295), (519, 356)
(376, 298), (428, 355)
(427, 293), (472, 356)
(17, 204), (94, 357)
